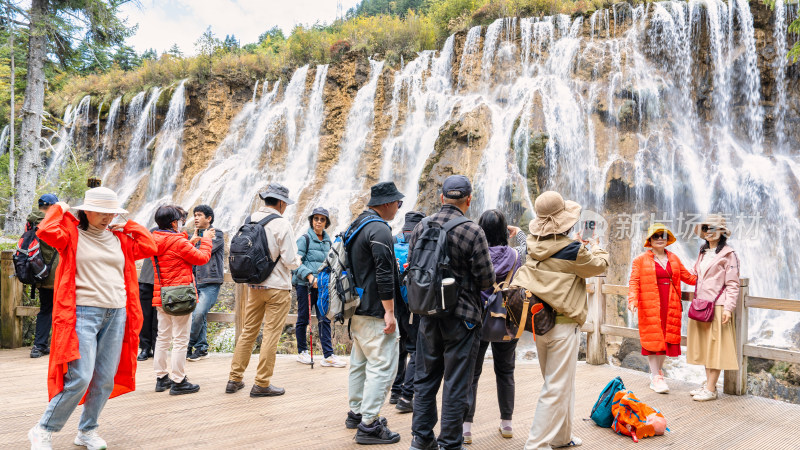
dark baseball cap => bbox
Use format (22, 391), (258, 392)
(38, 193), (59, 207)
(442, 175), (472, 199)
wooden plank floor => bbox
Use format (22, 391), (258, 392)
(2, 347), (799, 449)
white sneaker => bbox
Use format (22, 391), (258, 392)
(689, 385), (705, 396)
(74, 429), (107, 450)
(692, 388), (718, 402)
(296, 351), (312, 365)
(649, 375), (669, 394)
(28, 425), (52, 450)
(321, 355), (346, 368)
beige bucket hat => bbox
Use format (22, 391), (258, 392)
(72, 187), (129, 214)
(529, 191), (582, 236)
(694, 214), (732, 238)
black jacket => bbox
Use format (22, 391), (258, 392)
(193, 230), (225, 284)
(348, 209), (402, 319)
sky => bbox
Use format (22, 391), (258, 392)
(119, 0), (362, 56)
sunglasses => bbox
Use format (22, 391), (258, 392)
(650, 232), (669, 241)
(397, 200), (404, 208)
(312, 216), (327, 222)
(700, 225), (719, 233)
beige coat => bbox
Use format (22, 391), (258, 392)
(511, 234), (609, 325)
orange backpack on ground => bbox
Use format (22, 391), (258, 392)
(611, 391), (667, 442)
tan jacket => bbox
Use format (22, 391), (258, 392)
(250, 206), (301, 291)
(511, 234), (609, 325)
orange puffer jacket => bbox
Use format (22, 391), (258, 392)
(151, 230), (212, 307)
(628, 251), (697, 353)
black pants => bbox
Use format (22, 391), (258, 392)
(393, 312), (419, 399)
(33, 288), (54, 350)
(138, 283), (157, 351)
(412, 315), (479, 449)
(466, 337), (517, 422)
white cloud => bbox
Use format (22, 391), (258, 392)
(121, 0), (362, 56)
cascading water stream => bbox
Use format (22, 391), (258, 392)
(773, 0), (788, 153)
(145, 80), (187, 203)
(99, 96), (121, 167)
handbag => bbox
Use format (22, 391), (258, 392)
(687, 284), (725, 323)
(503, 287), (554, 337)
(153, 256), (197, 316)
(481, 266), (518, 342)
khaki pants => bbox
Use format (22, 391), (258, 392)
(229, 288), (291, 387)
(348, 315), (399, 424)
(525, 323), (579, 450)
(154, 308), (192, 383)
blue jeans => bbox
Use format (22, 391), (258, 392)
(295, 284), (333, 358)
(39, 306), (126, 433)
(189, 283), (221, 353)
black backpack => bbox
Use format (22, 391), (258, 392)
(14, 225), (56, 287)
(228, 214), (282, 284)
(405, 216), (469, 316)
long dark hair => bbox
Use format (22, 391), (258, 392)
(478, 209), (509, 247)
(700, 234), (728, 254)
(77, 211), (89, 231)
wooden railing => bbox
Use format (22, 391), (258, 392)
(4, 248), (800, 397)
(583, 276), (800, 396)
(0, 250), (312, 349)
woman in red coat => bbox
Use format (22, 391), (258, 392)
(150, 205), (213, 395)
(28, 187), (157, 450)
(628, 223), (696, 394)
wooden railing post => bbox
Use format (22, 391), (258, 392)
(586, 276), (606, 365)
(234, 283), (248, 344)
(724, 277), (749, 396)
(1, 250), (24, 348)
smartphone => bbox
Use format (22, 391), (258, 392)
(581, 220), (595, 241)
(197, 228), (205, 237)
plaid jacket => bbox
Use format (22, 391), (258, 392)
(408, 204), (495, 324)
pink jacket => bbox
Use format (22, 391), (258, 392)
(692, 245), (740, 312)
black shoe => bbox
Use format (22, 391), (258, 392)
(409, 436), (438, 450)
(389, 392), (399, 404)
(346, 410), (362, 429)
(396, 397), (413, 413)
(155, 375), (173, 392)
(137, 348), (150, 361)
(169, 376), (200, 395)
(249, 384), (285, 397)
(30, 347), (44, 358)
(355, 419), (401, 445)
(226, 380), (244, 393)
(187, 349), (209, 362)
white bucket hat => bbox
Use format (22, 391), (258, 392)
(72, 187), (129, 214)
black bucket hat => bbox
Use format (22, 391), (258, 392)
(402, 211), (425, 233)
(367, 181), (405, 207)
(308, 207), (331, 229)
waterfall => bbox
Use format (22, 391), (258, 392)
(180, 67), (309, 232)
(773, 0), (788, 152)
(736, 0), (765, 151)
(252, 79), (259, 103)
(145, 80), (187, 204)
(126, 87), (161, 176)
(316, 59), (385, 230)
(0, 125), (8, 155)
(100, 96), (122, 165)
(44, 95), (90, 182)
(457, 25), (482, 90)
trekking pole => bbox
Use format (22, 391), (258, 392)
(308, 289), (314, 369)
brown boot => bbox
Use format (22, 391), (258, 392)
(250, 384), (285, 397)
(225, 380), (244, 394)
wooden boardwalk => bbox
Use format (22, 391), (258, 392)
(2, 347), (799, 449)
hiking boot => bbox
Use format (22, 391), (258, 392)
(355, 419), (401, 445)
(28, 424), (52, 450)
(155, 375), (173, 392)
(169, 377), (200, 395)
(226, 380), (244, 393)
(555, 437), (582, 448)
(137, 348), (150, 361)
(389, 392), (399, 404)
(187, 349), (209, 362)
(250, 384), (285, 397)
(297, 350), (313, 365)
(30, 347), (45, 358)
(321, 355), (347, 368)
(692, 388), (718, 402)
(649, 375), (669, 394)
(74, 429), (107, 450)
(346, 411), (363, 429)
(409, 435), (438, 450)
(395, 397), (413, 413)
